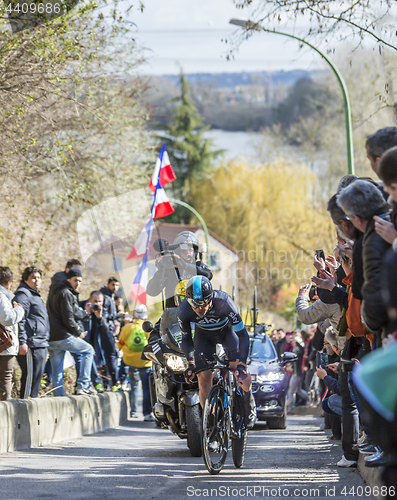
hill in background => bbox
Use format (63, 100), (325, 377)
(145, 69), (325, 131)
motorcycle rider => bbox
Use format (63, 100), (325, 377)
(146, 231), (212, 341)
(177, 275), (257, 430)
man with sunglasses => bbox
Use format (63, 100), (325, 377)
(177, 275), (256, 429)
(147, 231), (212, 309)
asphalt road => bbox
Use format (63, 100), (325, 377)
(0, 414), (370, 500)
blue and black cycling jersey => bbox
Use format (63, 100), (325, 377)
(177, 289), (249, 364)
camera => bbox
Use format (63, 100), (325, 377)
(91, 303), (99, 312)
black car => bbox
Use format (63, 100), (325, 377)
(248, 330), (297, 429)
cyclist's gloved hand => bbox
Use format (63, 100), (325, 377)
(235, 363), (247, 378)
(184, 363), (196, 383)
(235, 363), (250, 391)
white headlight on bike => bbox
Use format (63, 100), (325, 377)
(257, 372), (283, 383)
(164, 353), (188, 372)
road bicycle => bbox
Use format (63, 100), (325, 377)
(200, 353), (248, 475)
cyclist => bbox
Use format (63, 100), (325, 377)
(147, 231), (212, 342)
(177, 275), (256, 429)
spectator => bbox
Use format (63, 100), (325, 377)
(365, 126), (397, 176)
(378, 145), (397, 244)
(47, 268), (94, 396)
(44, 258), (84, 384)
(0, 267), (24, 401)
(117, 304), (154, 421)
(100, 277), (122, 391)
(338, 180), (392, 347)
(296, 284), (341, 330)
(275, 329), (286, 359)
(14, 267), (49, 399)
(286, 335), (308, 414)
(79, 290), (114, 394)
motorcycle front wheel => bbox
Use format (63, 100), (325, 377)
(186, 404), (202, 457)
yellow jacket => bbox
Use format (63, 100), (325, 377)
(117, 319), (152, 368)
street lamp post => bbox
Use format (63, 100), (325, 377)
(229, 18), (355, 175)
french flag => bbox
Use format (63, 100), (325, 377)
(126, 217), (154, 261)
(149, 143), (176, 192)
(130, 252), (149, 305)
(153, 185), (174, 219)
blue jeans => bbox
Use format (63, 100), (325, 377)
(48, 336), (94, 396)
(73, 353), (102, 387)
(322, 394), (343, 417)
(129, 367), (152, 416)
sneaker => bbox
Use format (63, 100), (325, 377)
(337, 455), (357, 468)
(95, 383), (104, 394)
(360, 444), (379, 456)
(130, 412), (139, 419)
(144, 413), (156, 422)
(111, 384), (122, 392)
(76, 388), (92, 396)
(365, 451), (387, 468)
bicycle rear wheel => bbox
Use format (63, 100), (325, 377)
(202, 385), (229, 474)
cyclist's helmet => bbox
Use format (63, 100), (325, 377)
(185, 276), (213, 308)
(173, 231), (199, 261)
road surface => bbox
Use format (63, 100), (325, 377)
(0, 414), (370, 500)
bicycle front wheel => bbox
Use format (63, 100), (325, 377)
(202, 385), (229, 474)
(232, 433), (247, 468)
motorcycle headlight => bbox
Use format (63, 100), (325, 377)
(257, 371), (284, 383)
(164, 353), (188, 372)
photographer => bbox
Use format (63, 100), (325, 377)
(79, 291), (112, 393)
(147, 232), (212, 308)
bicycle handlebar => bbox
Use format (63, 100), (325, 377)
(199, 352), (230, 370)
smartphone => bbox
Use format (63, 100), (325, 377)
(377, 212), (392, 223)
(309, 285), (317, 301)
(316, 351), (328, 369)
(315, 249), (326, 261)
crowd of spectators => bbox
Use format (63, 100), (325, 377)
(0, 260), (154, 419)
(284, 126), (397, 491)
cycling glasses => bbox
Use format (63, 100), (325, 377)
(187, 296), (212, 309)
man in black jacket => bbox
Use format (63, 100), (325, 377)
(99, 277), (120, 390)
(15, 267), (50, 399)
(338, 180), (391, 347)
(47, 268), (94, 396)
(147, 231), (213, 342)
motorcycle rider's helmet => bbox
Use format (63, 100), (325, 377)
(173, 231), (199, 262)
(134, 304), (148, 320)
(185, 276), (213, 308)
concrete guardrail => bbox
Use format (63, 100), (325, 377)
(0, 391), (128, 453)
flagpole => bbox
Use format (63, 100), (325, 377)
(170, 199), (210, 267)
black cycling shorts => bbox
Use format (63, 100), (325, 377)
(193, 325), (240, 372)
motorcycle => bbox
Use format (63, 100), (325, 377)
(142, 308), (202, 457)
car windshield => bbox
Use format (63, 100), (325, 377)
(249, 337), (277, 361)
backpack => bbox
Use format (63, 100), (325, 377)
(126, 325), (148, 352)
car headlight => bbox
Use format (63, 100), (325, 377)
(257, 371), (284, 383)
(164, 353), (188, 372)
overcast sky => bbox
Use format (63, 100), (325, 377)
(127, 0), (330, 75)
